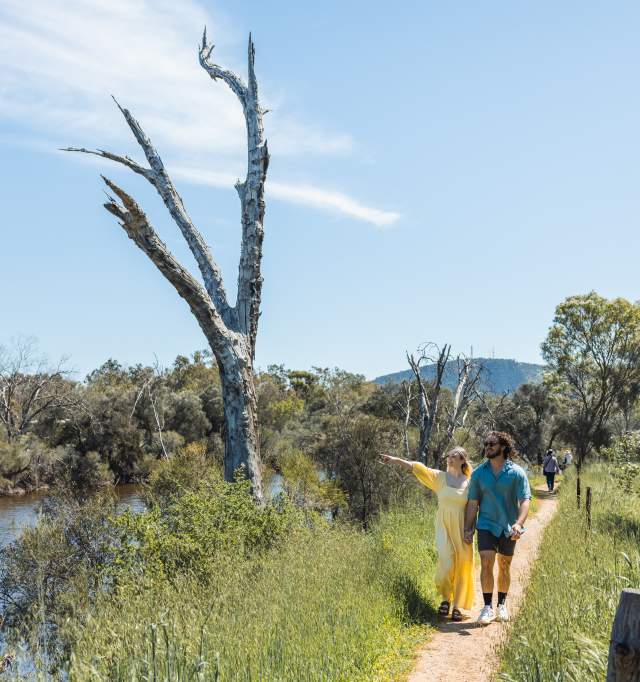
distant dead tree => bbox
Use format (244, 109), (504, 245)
(404, 343), (482, 466)
(66, 31), (269, 501)
(0, 338), (77, 443)
(130, 361), (169, 460)
(442, 355), (483, 444)
(407, 343), (451, 462)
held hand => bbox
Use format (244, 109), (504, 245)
(463, 529), (474, 545)
(510, 523), (523, 540)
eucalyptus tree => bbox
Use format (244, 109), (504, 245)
(542, 292), (640, 471)
(66, 32), (269, 501)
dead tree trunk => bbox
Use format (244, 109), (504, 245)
(66, 31), (268, 502)
(395, 380), (413, 459)
(444, 356), (482, 444)
(407, 344), (450, 464)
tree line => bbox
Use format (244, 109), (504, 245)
(2, 291), (639, 526)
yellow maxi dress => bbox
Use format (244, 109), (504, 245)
(412, 463), (475, 610)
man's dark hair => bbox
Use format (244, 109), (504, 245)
(486, 431), (517, 459)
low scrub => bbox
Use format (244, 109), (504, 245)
(66, 496), (438, 681)
(1, 454), (441, 680)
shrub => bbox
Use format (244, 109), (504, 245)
(67, 497), (439, 681)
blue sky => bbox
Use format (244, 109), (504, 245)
(1, 0), (638, 380)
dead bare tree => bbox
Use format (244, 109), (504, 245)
(406, 343), (450, 463)
(406, 344), (482, 466)
(0, 339), (78, 443)
(65, 31), (268, 501)
(473, 390), (511, 434)
(395, 379), (413, 458)
(444, 356), (483, 442)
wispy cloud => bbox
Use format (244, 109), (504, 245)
(0, 0), (400, 227)
(172, 166), (401, 228)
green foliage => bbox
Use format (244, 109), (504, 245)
(263, 394), (305, 432)
(318, 414), (410, 528)
(542, 292), (640, 463)
(498, 465), (640, 681)
(115, 472), (299, 583)
(0, 490), (121, 666)
(278, 447), (347, 513)
(144, 441), (220, 507)
(65, 497), (439, 681)
(600, 431), (640, 494)
(56, 449), (113, 495)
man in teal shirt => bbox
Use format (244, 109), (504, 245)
(464, 431), (531, 626)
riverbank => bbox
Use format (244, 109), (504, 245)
(1, 461), (442, 681)
(0, 483), (49, 497)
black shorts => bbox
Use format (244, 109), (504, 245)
(477, 529), (517, 556)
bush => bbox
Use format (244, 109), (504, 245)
(0, 490), (120, 666)
(66, 497), (440, 681)
(56, 449), (113, 495)
(115, 473), (300, 583)
(143, 441), (221, 507)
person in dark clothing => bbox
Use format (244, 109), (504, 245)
(542, 449), (560, 492)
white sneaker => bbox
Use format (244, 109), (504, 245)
(495, 603), (510, 622)
(477, 605), (494, 626)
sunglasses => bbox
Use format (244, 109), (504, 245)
(484, 441), (499, 447)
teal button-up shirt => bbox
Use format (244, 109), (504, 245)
(468, 459), (531, 538)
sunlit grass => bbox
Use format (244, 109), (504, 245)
(498, 465), (640, 682)
(66, 497), (440, 681)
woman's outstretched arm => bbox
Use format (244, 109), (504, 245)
(380, 454), (414, 471)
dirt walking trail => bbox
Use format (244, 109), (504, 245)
(408, 485), (559, 682)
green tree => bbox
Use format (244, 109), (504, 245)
(319, 415), (406, 528)
(541, 292), (640, 469)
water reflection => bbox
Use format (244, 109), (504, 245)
(0, 486), (145, 550)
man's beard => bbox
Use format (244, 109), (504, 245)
(487, 450), (502, 459)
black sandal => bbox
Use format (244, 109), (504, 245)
(438, 601), (450, 617)
(451, 607), (463, 622)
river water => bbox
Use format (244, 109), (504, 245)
(0, 485), (145, 550)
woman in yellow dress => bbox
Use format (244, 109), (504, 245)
(381, 447), (475, 621)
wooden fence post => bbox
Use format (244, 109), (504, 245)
(586, 486), (592, 531)
(607, 589), (640, 681)
(577, 475), (581, 508)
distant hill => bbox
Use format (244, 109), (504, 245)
(374, 358), (545, 395)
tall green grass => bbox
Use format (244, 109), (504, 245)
(498, 465), (640, 681)
(66, 499), (439, 681)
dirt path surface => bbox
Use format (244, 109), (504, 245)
(407, 486), (559, 682)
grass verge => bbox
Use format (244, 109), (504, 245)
(497, 465), (640, 681)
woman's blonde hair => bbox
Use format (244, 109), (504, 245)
(447, 446), (473, 478)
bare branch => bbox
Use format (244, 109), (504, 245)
(61, 147), (153, 181)
(0, 341), (79, 442)
(199, 27), (249, 106)
(444, 356), (482, 444)
(407, 343), (451, 463)
(65, 102), (233, 325)
(101, 176), (230, 353)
